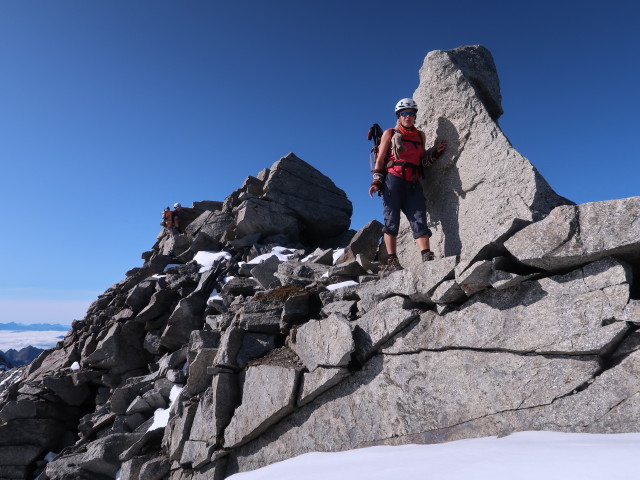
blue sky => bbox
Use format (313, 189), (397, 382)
(0, 0), (638, 325)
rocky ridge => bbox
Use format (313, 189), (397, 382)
(1, 45), (639, 480)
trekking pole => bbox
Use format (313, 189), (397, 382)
(367, 123), (383, 172)
(367, 123), (384, 197)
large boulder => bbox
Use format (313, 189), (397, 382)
(263, 153), (353, 240)
(504, 197), (640, 272)
(396, 45), (571, 271)
(234, 197), (299, 242)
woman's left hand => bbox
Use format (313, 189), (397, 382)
(435, 139), (447, 153)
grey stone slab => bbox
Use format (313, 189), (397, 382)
(275, 260), (330, 286)
(320, 300), (357, 319)
(189, 371), (239, 443)
(505, 198), (640, 272)
(223, 364), (302, 448)
(455, 260), (492, 296)
(237, 333), (276, 367)
(329, 259), (366, 278)
(290, 315), (354, 371)
(125, 280), (158, 314)
(337, 220), (383, 264)
(213, 327), (244, 369)
(234, 197), (299, 242)
(352, 296), (419, 362)
(383, 257), (631, 356)
(139, 455), (170, 480)
(280, 293), (310, 326)
(490, 270), (539, 290)
(430, 279), (466, 304)
(250, 255), (282, 290)
(621, 300), (640, 323)
(161, 292), (209, 351)
(305, 248), (334, 266)
(180, 440), (213, 469)
(185, 348), (218, 397)
(357, 256), (457, 313)
(237, 302), (283, 334)
(162, 399), (198, 463)
(45, 433), (144, 478)
(298, 367), (350, 407)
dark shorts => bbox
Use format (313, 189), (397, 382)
(381, 173), (432, 239)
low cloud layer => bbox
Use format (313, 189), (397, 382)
(0, 330), (67, 351)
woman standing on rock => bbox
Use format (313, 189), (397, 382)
(369, 98), (447, 276)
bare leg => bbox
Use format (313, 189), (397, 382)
(415, 235), (430, 251)
(384, 233), (397, 255)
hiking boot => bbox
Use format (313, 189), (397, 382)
(380, 256), (403, 278)
(422, 250), (435, 262)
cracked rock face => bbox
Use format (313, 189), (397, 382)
(290, 314), (354, 371)
(384, 257), (631, 356)
(223, 364), (302, 449)
(505, 197), (640, 272)
(229, 351), (600, 473)
(397, 45), (571, 271)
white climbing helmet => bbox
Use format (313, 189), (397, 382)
(174, 203), (181, 208)
(395, 98), (418, 114)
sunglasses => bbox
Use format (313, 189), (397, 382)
(399, 111), (417, 117)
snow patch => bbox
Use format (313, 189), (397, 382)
(332, 248), (345, 265)
(208, 289), (223, 303)
(193, 251), (232, 273)
(0, 368), (24, 387)
(326, 281), (358, 291)
(147, 385), (184, 432)
(244, 246), (296, 266)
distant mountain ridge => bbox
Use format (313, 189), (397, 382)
(1, 346), (44, 367)
(0, 322), (70, 331)
(0, 352), (11, 371)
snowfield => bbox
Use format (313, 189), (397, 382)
(226, 431), (640, 480)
